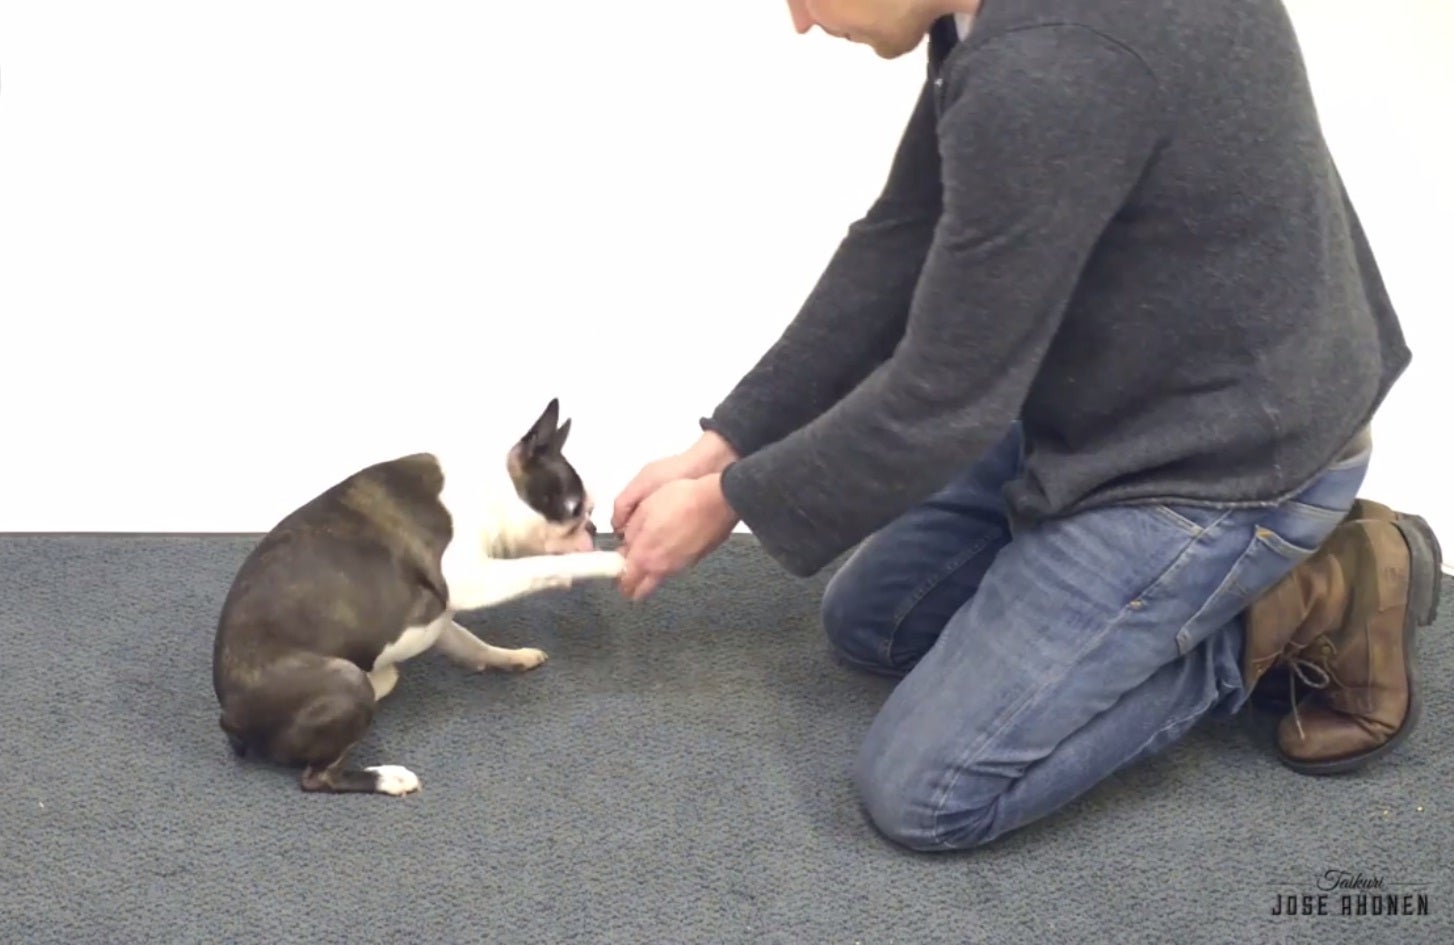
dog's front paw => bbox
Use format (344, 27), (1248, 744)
(473, 645), (548, 674)
(499, 647), (548, 672)
(583, 550), (626, 579)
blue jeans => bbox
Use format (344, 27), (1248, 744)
(821, 422), (1371, 851)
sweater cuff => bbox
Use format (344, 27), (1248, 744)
(719, 455), (836, 578)
(698, 408), (769, 461)
(698, 417), (746, 460)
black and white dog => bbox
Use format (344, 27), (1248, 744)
(211, 399), (624, 796)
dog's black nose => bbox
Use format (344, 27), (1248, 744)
(585, 520), (597, 536)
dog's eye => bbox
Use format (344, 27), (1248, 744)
(568, 499), (582, 517)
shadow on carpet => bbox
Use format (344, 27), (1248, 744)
(0, 534), (1449, 944)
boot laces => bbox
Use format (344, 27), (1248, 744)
(1280, 636), (1347, 741)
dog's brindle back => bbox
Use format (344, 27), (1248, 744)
(211, 399), (621, 796)
(211, 454), (452, 791)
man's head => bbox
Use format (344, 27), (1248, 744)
(786, 0), (978, 59)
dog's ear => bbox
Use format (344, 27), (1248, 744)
(552, 417), (572, 454)
(519, 398), (561, 459)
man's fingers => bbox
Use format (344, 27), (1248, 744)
(631, 573), (662, 602)
(611, 488), (640, 533)
(613, 468), (657, 532)
(622, 506), (647, 549)
(616, 551), (663, 602)
(617, 552), (644, 597)
(612, 494), (669, 602)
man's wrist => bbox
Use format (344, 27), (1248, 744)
(688, 430), (740, 474)
(698, 472), (741, 528)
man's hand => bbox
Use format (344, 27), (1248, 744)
(617, 474), (739, 601)
(611, 431), (739, 533)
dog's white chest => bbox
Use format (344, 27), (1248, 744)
(373, 614), (450, 670)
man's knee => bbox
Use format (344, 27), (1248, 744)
(852, 737), (997, 853)
(854, 762), (945, 852)
(820, 554), (898, 672)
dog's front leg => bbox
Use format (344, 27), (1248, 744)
(441, 550), (624, 613)
(434, 620), (548, 672)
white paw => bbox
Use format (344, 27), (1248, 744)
(478, 645), (548, 673)
(367, 765), (421, 796)
(588, 550), (626, 579)
(512, 647), (548, 671)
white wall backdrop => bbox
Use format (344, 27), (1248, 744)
(0, 1), (1448, 543)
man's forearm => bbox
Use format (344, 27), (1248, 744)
(701, 78), (943, 459)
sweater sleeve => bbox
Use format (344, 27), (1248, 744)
(720, 26), (1166, 576)
(699, 75), (944, 459)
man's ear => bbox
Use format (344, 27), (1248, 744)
(519, 398), (561, 458)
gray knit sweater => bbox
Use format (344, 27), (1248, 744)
(706, 0), (1410, 577)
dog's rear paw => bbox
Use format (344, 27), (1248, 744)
(366, 765), (421, 796)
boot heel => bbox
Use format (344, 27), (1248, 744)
(1396, 514), (1443, 627)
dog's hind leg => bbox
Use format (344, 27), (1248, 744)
(434, 620), (548, 673)
(266, 656), (421, 796)
(367, 663), (400, 701)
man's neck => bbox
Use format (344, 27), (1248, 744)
(921, 0), (983, 20)
(912, 0), (982, 43)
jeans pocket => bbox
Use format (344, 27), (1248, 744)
(1170, 516), (1329, 658)
(1163, 449), (1366, 658)
(1251, 520), (1323, 560)
(1254, 491), (1354, 558)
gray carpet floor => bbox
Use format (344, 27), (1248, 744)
(0, 533), (1448, 944)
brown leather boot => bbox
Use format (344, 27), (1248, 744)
(1345, 498), (1399, 524)
(1246, 498), (1401, 715)
(1242, 512), (1442, 775)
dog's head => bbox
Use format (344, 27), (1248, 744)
(504, 398), (598, 555)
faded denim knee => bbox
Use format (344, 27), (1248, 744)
(853, 735), (1000, 853)
(819, 554), (901, 675)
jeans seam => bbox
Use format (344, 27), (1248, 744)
(1152, 505), (1204, 537)
(880, 533), (997, 669)
(1132, 510), (1233, 608)
(1281, 499), (1352, 525)
(832, 647), (910, 680)
(1130, 688), (1222, 761)
(1246, 528), (1317, 571)
(921, 522), (1213, 849)
(1172, 523), (1269, 656)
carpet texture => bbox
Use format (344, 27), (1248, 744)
(0, 533), (1449, 944)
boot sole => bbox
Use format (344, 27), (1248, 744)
(1279, 513), (1442, 776)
